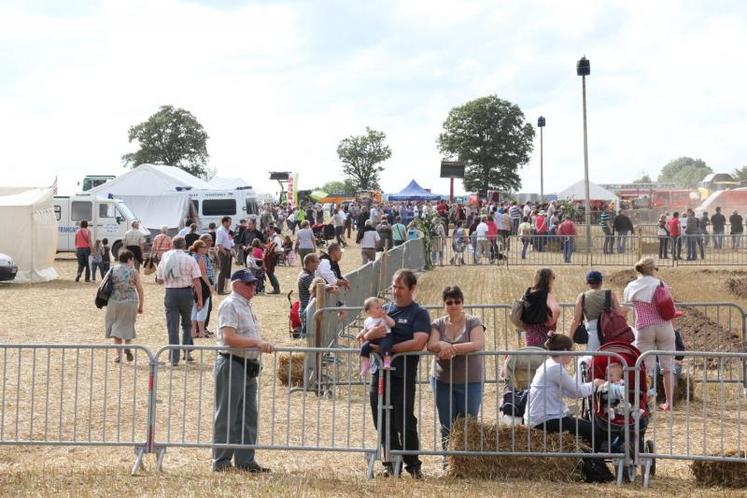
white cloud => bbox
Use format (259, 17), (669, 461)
(1, 0), (745, 200)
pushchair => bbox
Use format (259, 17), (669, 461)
(245, 255), (267, 293)
(312, 223), (335, 247)
(500, 347), (548, 424)
(581, 341), (656, 485)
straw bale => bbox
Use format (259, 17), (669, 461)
(446, 417), (586, 481)
(691, 450), (747, 487)
(277, 352), (305, 386)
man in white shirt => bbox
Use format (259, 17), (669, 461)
(124, 221), (146, 270)
(334, 208), (347, 247)
(474, 216), (490, 264)
(215, 216), (235, 294)
(316, 243), (350, 289)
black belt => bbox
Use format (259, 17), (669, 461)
(219, 353), (261, 377)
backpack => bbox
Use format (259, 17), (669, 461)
(94, 269), (114, 309)
(598, 290), (634, 344)
(521, 288), (549, 325)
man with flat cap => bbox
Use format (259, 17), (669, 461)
(212, 269), (274, 473)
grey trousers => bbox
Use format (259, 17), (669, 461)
(164, 287), (194, 364)
(213, 355), (258, 470)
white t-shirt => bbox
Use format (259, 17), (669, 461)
(360, 230), (380, 249)
(525, 358), (595, 427)
(364, 316), (390, 334)
(273, 234), (284, 253)
(475, 222), (489, 240)
(334, 211), (346, 227)
(296, 228), (315, 249)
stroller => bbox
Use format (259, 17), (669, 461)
(245, 255), (267, 293)
(287, 291), (303, 339)
(500, 347), (548, 424)
(312, 223), (336, 247)
(581, 341), (656, 485)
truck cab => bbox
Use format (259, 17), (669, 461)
(54, 194), (150, 256)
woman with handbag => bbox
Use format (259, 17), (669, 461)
(189, 240), (213, 341)
(105, 249), (144, 363)
(569, 270), (626, 351)
(623, 257), (677, 411)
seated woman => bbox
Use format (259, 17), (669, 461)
(427, 286), (485, 458)
(525, 334), (613, 483)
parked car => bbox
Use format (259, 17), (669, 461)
(0, 252), (17, 282)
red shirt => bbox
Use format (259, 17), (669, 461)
(558, 220), (577, 236)
(486, 221), (498, 239)
(74, 228), (91, 249)
(667, 217), (681, 237)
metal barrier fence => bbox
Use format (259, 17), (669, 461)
(380, 350), (636, 484)
(1, 342), (747, 486)
(150, 346), (381, 476)
(633, 350), (747, 487)
(0, 344), (155, 475)
(431, 233), (747, 267)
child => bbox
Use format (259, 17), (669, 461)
(357, 297), (396, 375)
(100, 238), (111, 277)
(282, 235), (294, 265)
(246, 256), (266, 293)
(90, 240), (103, 282)
(599, 363), (630, 418)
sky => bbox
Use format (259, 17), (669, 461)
(2, 0), (746, 198)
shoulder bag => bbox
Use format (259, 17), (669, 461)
(573, 293), (589, 344)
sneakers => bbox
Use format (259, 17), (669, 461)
(383, 356), (392, 370)
(405, 466), (423, 479)
(237, 462), (271, 473)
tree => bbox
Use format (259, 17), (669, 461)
(633, 173), (652, 184)
(733, 166), (747, 182)
(437, 95), (534, 196)
(320, 180), (356, 195)
(122, 105), (210, 179)
(337, 127), (392, 191)
(657, 157), (712, 189)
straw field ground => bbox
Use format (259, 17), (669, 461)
(2, 242), (747, 497)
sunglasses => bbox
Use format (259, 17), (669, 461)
(444, 299), (463, 306)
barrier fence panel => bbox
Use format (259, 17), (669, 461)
(0, 344), (154, 475)
(674, 234), (747, 266)
(380, 350), (635, 485)
(151, 346), (382, 477)
(634, 350), (747, 487)
(403, 238), (425, 270)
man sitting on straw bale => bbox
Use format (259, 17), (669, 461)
(213, 269), (274, 473)
(363, 269), (430, 479)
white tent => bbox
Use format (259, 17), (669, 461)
(86, 164), (207, 230)
(557, 180), (617, 201)
(207, 176), (251, 190)
(0, 188), (59, 283)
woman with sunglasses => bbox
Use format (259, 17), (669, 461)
(427, 286), (485, 459)
(623, 257), (677, 411)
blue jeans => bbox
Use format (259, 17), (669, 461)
(616, 230), (629, 253)
(429, 378), (483, 450)
(603, 232), (614, 254)
(360, 334), (394, 358)
(562, 237), (574, 263)
(521, 238), (529, 259)
(686, 235), (697, 260)
(713, 231), (724, 249)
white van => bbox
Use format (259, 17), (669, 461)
(54, 194), (150, 256)
(186, 188), (259, 229)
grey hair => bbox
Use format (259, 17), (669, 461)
(172, 236), (187, 250)
(161, 225), (169, 233)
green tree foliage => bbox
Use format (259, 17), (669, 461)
(337, 127), (392, 191)
(320, 180), (357, 195)
(732, 166), (747, 182)
(437, 95), (534, 196)
(633, 173), (652, 184)
(657, 157), (712, 189)
(122, 105), (210, 179)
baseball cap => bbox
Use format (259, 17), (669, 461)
(586, 270), (603, 284)
(231, 269), (258, 284)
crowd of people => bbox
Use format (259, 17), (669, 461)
(68, 197), (695, 478)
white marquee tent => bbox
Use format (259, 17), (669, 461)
(557, 180), (617, 201)
(207, 176), (251, 190)
(0, 187), (58, 283)
(86, 164), (208, 230)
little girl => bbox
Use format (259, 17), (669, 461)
(358, 297), (396, 375)
(91, 240), (103, 281)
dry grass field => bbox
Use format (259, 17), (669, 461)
(2, 244), (747, 497)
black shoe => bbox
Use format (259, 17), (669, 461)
(237, 462), (271, 473)
(125, 349), (134, 362)
(405, 466), (423, 479)
(379, 464), (393, 477)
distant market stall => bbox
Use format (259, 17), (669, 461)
(557, 180), (617, 201)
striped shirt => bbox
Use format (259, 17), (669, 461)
(599, 211), (613, 232)
(509, 205), (522, 220)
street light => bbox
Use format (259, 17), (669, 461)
(537, 116), (546, 203)
(577, 56), (591, 256)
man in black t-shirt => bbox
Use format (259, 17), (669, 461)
(364, 269), (430, 478)
(729, 210), (743, 249)
(711, 206), (726, 249)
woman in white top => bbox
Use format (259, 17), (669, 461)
(359, 220), (380, 264)
(525, 334), (612, 482)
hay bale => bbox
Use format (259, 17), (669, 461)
(277, 352), (305, 386)
(446, 416), (586, 481)
(691, 450), (747, 487)
(656, 372), (695, 403)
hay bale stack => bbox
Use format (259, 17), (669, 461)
(691, 450), (747, 487)
(656, 372), (695, 403)
(446, 417), (586, 481)
(277, 353), (305, 386)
